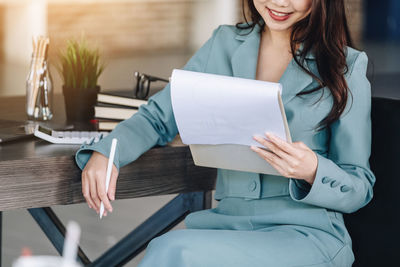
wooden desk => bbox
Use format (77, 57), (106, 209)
(0, 95), (217, 266)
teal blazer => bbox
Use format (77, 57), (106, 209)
(76, 23), (375, 239)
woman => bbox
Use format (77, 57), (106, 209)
(76, 0), (375, 266)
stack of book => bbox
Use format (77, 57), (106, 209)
(95, 90), (148, 130)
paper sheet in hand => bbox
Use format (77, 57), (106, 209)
(170, 69), (291, 175)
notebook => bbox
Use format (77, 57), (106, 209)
(170, 69), (291, 175)
(97, 91), (148, 108)
(94, 103), (139, 120)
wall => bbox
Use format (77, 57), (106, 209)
(48, 0), (241, 58)
(0, 0), (365, 97)
(0, 6), (3, 62)
(47, 0), (192, 59)
(189, 0), (239, 51)
(346, 0), (363, 46)
(3, 1), (47, 64)
(1, 0), (364, 62)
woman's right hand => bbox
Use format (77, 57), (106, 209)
(81, 151), (119, 216)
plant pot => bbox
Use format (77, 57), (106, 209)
(62, 85), (100, 123)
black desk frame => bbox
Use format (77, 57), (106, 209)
(0, 191), (211, 267)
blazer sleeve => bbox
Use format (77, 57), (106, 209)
(288, 51), (376, 213)
(75, 25), (222, 171)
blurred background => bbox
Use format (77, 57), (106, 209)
(0, 0), (398, 97)
(0, 0), (399, 266)
(0, 0), (241, 97)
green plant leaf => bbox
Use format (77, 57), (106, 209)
(57, 36), (104, 90)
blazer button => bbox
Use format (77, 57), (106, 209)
(248, 180), (257, 192)
(340, 185), (351, 192)
(321, 177), (332, 184)
(330, 180), (340, 188)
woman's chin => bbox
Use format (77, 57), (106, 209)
(262, 16), (293, 32)
(264, 22), (292, 32)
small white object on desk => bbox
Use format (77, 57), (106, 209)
(34, 125), (109, 144)
(100, 138), (118, 219)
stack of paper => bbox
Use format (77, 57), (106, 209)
(171, 69), (291, 146)
(170, 69), (292, 175)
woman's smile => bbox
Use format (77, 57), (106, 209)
(267, 7), (293, 21)
(254, 0), (312, 31)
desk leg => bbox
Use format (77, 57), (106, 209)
(89, 192), (208, 267)
(28, 208), (91, 265)
(0, 211), (2, 267)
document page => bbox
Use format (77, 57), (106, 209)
(170, 69), (288, 148)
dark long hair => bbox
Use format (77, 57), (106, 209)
(236, 0), (354, 131)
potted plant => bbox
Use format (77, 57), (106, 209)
(58, 38), (104, 123)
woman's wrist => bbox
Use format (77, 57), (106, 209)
(304, 170), (316, 185)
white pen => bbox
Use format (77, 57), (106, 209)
(100, 138), (118, 219)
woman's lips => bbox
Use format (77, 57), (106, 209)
(267, 8), (292, 21)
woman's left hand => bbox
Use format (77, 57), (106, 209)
(250, 132), (318, 185)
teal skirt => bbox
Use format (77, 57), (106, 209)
(138, 197), (354, 267)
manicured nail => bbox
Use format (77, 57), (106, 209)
(253, 135), (262, 141)
(266, 132), (278, 141)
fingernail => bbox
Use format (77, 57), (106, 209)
(266, 132), (277, 139)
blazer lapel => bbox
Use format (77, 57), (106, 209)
(279, 58), (314, 105)
(231, 24), (315, 105)
(231, 24), (261, 79)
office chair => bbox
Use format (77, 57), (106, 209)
(344, 97), (400, 266)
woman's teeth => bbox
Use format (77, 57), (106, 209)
(270, 10), (289, 17)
